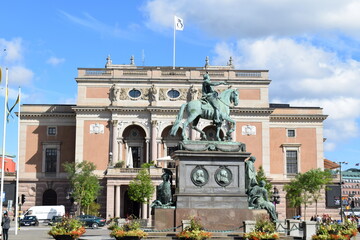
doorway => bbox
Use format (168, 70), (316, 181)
(123, 190), (140, 218)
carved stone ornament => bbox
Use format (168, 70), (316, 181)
(90, 123), (104, 134)
(190, 166), (209, 187)
(242, 125), (256, 136)
(215, 166), (232, 187)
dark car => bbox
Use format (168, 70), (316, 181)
(48, 216), (63, 226)
(20, 215), (39, 226)
(77, 215), (106, 229)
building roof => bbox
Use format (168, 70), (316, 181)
(324, 158), (340, 169)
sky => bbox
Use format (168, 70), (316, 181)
(0, 0), (360, 169)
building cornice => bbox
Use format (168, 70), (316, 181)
(270, 114), (328, 122)
(20, 112), (75, 118)
(231, 108), (274, 116)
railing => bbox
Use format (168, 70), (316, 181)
(236, 72), (262, 78)
(84, 70), (112, 76)
(78, 68), (267, 80)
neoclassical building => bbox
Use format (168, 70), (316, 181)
(18, 56), (336, 220)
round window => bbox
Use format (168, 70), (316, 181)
(129, 89), (141, 98)
(167, 89), (180, 99)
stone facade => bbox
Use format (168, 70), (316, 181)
(17, 57), (338, 221)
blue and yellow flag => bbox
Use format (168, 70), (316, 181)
(7, 92), (20, 122)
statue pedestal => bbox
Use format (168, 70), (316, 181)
(153, 208), (175, 230)
(172, 149), (250, 209)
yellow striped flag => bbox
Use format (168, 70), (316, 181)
(7, 92), (20, 122)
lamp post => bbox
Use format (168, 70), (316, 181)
(338, 161), (348, 222)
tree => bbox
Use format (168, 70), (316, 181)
(302, 168), (332, 216)
(63, 161), (102, 215)
(256, 165), (273, 196)
(284, 168), (333, 220)
(128, 169), (155, 204)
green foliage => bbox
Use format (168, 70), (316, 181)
(312, 220), (358, 240)
(244, 215), (279, 240)
(284, 168), (333, 218)
(256, 165), (273, 197)
(48, 217), (86, 237)
(141, 161), (155, 168)
(63, 161), (102, 214)
(87, 202), (101, 216)
(109, 216), (148, 238)
(114, 161), (125, 168)
(177, 216), (212, 240)
(128, 169), (155, 204)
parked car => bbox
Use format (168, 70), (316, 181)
(77, 215), (106, 229)
(48, 215), (63, 226)
(20, 215), (39, 226)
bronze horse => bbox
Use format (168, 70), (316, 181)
(170, 88), (239, 141)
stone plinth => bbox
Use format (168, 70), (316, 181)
(153, 208), (175, 230)
(175, 208), (267, 230)
(172, 150), (251, 209)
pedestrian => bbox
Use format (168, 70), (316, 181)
(2, 212), (10, 240)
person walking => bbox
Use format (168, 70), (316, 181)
(2, 212), (10, 240)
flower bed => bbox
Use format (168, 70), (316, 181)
(48, 217), (86, 240)
(312, 221), (358, 240)
(243, 215), (279, 240)
(109, 216), (148, 240)
(176, 216), (212, 240)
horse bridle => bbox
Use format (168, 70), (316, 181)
(218, 90), (237, 107)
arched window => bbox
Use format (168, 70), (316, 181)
(43, 189), (57, 205)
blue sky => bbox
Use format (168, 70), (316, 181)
(1, 0), (360, 169)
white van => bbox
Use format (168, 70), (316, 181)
(21, 205), (65, 221)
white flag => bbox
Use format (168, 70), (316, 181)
(175, 16), (184, 31)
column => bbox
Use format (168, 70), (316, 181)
(111, 120), (119, 165)
(145, 138), (150, 163)
(151, 121), (158, 162)
(142, 203), (148, 219)
(106, 185), (115, 221)
(115, 185), (121, 218)
(156, 140), (162, 159)
(118, 138), (123, 162)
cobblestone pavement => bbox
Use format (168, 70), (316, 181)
(5, 225), (360, 240)
(6, 225), (113, 240)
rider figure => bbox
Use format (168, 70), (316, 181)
(202, 72), (228, 124)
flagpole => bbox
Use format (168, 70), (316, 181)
(15, 87), (21, 235)
(0, 68), (9, 231)
(173, 16), (176, 70)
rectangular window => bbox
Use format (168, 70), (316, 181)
(287, 129), (295, 137)
(48, 127), (57, 136)
(286, 150), (298, 174)
(45, 148), (57, 172)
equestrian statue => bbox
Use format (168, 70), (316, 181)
(170, 72), (239, 141)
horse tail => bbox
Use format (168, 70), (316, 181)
(170, 103), (186, 136)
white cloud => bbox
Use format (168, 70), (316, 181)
(59, 10), (130, 39)
(9, 66), (34, 86)
(211, 37), (360, 150)
(143, 0), (360, 39)
(0, 38), (23, 63)
(47, 57), (65, 66)
(212, 38), (360, 98)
